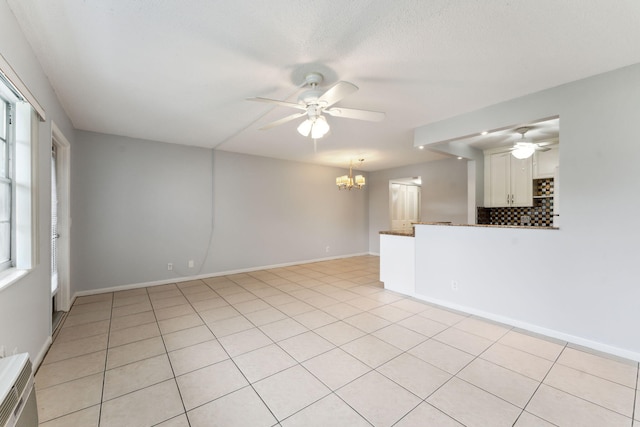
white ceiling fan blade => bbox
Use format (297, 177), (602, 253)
(318, 81), (358, 107)
(325, 107), (385, 122)
(260, 112), (306, 130)
(247, 97), (307, 111)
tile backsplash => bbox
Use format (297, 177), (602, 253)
(478, 178), (555, 227)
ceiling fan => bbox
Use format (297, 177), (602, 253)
(247, 72), (385, 139)
(510, 127), (552, 159)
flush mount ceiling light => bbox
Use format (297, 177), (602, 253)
(336, 159), (366, 190)
(248, 72), (385, 139)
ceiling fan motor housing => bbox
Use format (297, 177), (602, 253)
(298, 89), (324, 107)
(304, 72), (323, 87)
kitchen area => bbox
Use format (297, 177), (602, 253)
(380, 117), (560, 295)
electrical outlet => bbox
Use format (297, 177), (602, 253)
(167, 263), (173, 271)
(451, 280), (459, 291)
(11, 347), (17, 355)
(521, 215), (531, 225)
(325, 246), (330, 253)
(188, 260), (194, 268)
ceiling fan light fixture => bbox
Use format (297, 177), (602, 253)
(297, 115), (330, 139)
(297, 118), (312, 137)
(249, 71), (384, 138)
(311, 115), (330, 138)
(511, 127), (536, 159)
(512, 142), (536, 159)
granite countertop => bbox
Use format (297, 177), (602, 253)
(413, 222), (559, 230)
(379, 230), (415, 237)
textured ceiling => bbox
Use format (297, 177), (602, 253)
(7, 0), (640, 171)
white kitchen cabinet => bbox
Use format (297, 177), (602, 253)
(484, 151), (533, 207)
(533, 145), (559, 178)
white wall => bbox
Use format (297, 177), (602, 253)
(368, 158), (468, 254)
(0, 0), (75, 365)
(413, 63), (640, 359)
(71, 133), (370, 292)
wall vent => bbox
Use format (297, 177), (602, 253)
(0, 353), (37, 427)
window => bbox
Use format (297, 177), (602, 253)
(0, 96), (12, 271)
(0, 67), (40, 286)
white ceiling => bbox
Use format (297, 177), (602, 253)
(7, 1), (640, 171)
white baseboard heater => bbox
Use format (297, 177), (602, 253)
(0, 353), (38, 427)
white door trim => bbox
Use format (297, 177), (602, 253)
(51, 122), (71, 312)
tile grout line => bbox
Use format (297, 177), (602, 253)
(151, 284), (192, 426)
(634, 363), (639, 425)
(96, 291), (115, 427)
(398, 325), (517, 426)
(534, 344), (637, 421)
(178, 277), (282, 424)
(511, 340), (568, 427)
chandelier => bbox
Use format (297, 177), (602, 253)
(336, 159), (366, 190)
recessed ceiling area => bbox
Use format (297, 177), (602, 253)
(428, 117), (560, 153)
(6, 1), (640, 171)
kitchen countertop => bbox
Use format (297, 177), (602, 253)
(413, 222), (558, 230)
(379, 230), (415, 237)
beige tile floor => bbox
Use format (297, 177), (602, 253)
(35, 255), (639, 426)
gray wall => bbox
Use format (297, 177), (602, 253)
(207, 150), (369, 273)
(0, 0), (75, 364)
(71, 133), (369, 291)
(413, 63), (640, 358)
(368, 158), (468, 254)
(71, 131), (213, 292)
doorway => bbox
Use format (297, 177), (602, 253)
(51, 123), (70, 333)
(390, 177), (421, 233)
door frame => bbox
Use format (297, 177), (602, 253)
(51, 122), (71, 313)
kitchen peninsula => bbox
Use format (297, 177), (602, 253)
(379, 221), (558, 297)
(379, 220), (567, 351)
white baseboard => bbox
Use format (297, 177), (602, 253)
(72, 252), (373, 299)
(33, 336), (52, 371)
(411, 291), (640, 362)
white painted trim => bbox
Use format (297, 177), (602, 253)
(0, 269), (30, 292)
(411, 291), (640, 363)
(72, 252), (371, 298)
(0, 53), (46, 121)
(51, 122), (71, 312)
(33, 336), (52, 371)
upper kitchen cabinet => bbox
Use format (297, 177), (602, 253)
(533, 144), (559, 178)
(484, 150), (533, 207)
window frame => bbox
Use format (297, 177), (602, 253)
(0, 94), (14, 272)
(0, 67), (39, 290)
